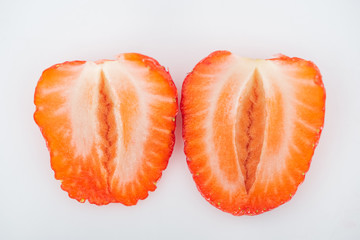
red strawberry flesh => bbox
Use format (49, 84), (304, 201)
(181, 51), (325, 215)
(34, 53), (178, 205)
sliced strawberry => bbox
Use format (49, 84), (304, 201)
(181, 51), (325, 215)
(34, 53), (178, 205)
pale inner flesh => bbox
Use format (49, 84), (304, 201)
(211, 58), (289, 195)
(68, 60), (148, 189)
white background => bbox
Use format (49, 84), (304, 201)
(1, 0), (359, 239)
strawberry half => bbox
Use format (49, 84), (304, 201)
(181, 51), (325, 215)
(34, 53), (178, 205)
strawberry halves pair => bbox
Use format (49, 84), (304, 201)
(34, 51), (325, 216)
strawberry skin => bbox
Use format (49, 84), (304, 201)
(34, 53), (178, 205)
(181, 51), (325, 215)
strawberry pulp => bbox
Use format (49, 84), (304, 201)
(181, 51), (325, 215)
(34, 53), (178, 205)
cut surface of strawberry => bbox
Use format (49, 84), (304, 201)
(181, 51), (325, 215)
(34, 53), (178, 205)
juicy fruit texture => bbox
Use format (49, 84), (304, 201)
(34, 53), (178, 205)
(181, 51), (325, 215)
